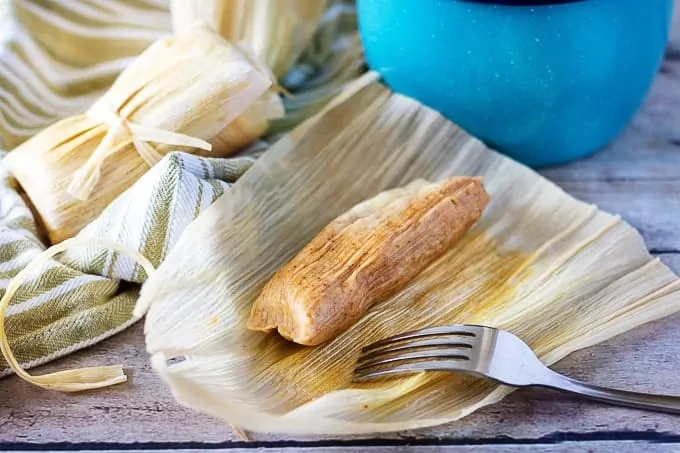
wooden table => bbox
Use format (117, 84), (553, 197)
(2, 15), (680, 453)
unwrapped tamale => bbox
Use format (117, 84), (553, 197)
(248, 177), (490, 345)
(5, 23), (284, 244)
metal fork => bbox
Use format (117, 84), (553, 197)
(354, 324), (680, 414)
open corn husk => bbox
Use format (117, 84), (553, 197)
(4, 23), (283, 245)
(170, 0), (328, 78)
(137, 73), (680, 435)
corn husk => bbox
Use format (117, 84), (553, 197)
(169, 0), (328, 78)
(4, 23), (284, 245)
(137, 73), (680, 435)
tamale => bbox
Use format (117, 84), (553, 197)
(4, 23), (284, 244)
(137, 74), (680, 435)
(169, 0), (328, 78)
(248, 177), (490, 345)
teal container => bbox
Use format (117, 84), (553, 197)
(357, 0), (673, 167)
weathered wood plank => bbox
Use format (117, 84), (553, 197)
(556, 180), (680, 251)
(2, 256), (679, 444)
(4, 443), (680, 453)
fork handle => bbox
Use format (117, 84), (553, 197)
(541, 370), (680, 414)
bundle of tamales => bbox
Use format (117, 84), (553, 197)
(136, 74), (680, 435)
(0, 0), (365, 396)
(4, 23), (284, 244)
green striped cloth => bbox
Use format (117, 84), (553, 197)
(0, 151), (256, 377)
(0, 0), (362, 378)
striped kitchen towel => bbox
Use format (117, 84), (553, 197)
(0, 151), (256, 377)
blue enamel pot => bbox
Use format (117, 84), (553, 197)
(357, 0), (673, 167)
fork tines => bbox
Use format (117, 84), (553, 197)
(353, 325), (482, 382)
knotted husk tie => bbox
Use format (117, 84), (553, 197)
(68, 101), (213, 201)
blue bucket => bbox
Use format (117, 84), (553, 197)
(358, 0), (673, 167)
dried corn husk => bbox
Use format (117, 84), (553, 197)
(4, 23), (283, 244)
(169, 0), (328, 78)
(137, 74), (680, 435)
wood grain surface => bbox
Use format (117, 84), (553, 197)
(4, 445), (680, 453)
(1, 4), (680, 453)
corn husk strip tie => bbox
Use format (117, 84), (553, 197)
(0, 238), (155, 392)
(68, 102), (213, 201)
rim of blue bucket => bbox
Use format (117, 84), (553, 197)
(457, 0), (586, 4)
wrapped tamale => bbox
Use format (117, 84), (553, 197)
(5, 23), (284, 244)
(170, 0), (328, 78)
(171, 0), (366, 137)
